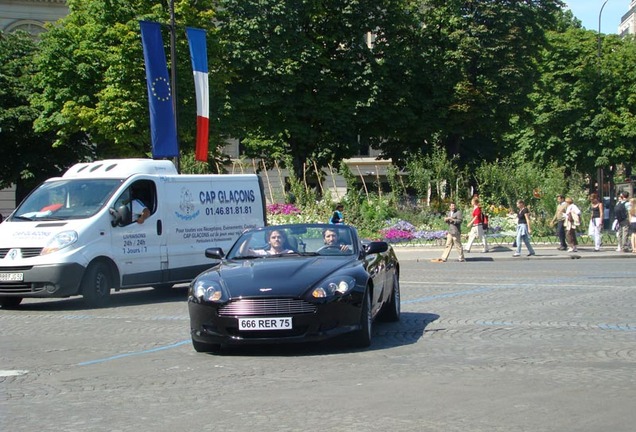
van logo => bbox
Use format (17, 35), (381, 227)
(7, 249), (21, 260)
(174, 187), (200, 221)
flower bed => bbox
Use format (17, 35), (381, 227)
(380, 220), (447, 245)
(263, 205), (621, 247)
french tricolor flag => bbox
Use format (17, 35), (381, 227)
(186, 27), (209, 162)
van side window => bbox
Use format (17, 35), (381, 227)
(130, 180), (157, 215)
(112, 180), (157, 226)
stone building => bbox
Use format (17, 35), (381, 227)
(0, 0), (68, 34)
(619, 1), (636, 36)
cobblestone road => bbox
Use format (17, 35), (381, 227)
(1, 254), (635, 432)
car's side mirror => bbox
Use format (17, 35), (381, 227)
(363, 241), (388, 255)
(205, 247), (225, 259)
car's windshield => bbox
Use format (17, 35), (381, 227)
(12, 179), (122, 221)
(226, 226), (357, 259)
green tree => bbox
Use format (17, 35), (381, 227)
(30, 0), (222, 164)
(369, 0), (563, 167)
(594, 34), (636, 171)
(509, 26), (636, 184)
(218, 0), (382, 177)
(0, 31), (84, 202)
(508, 26), (598, 174)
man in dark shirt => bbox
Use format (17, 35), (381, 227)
(615, 191), (630, 252)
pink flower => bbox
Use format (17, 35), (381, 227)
(267, 203), (301, 215)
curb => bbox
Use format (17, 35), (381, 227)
(393, 245), (636, 262)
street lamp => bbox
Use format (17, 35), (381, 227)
(596, 0), (610, 199)
(168, 0), (181, 172)
(598, 0), (610, 59)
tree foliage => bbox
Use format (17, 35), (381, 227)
(509, 25), (636, 181)
(6, 0), (636, 210)
(218, 0), (383, 175)
(368, 0), (563, 167)
(30, 0), (221, 162)
(0, 31), (84, 201)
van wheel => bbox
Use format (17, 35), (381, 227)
(0, 297), (23, 309)
(82, 262), (111, 308)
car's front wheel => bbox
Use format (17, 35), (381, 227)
(352, 290), (372, 348)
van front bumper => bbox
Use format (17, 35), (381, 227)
(0, 263), (86, 298)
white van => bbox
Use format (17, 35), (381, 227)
(0, 159), (266, 308)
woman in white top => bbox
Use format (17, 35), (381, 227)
(564, 197), (581, 252)
(587, 193), (603, 251)
(629, 198), (636, 253)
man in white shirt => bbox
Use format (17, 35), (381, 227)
(132, 199), (150, 224)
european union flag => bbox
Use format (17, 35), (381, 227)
(140, 21), (178, 158)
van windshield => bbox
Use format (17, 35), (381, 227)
(12, 179), (122, 221)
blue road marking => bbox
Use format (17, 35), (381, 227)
(78, 340), (190, 366)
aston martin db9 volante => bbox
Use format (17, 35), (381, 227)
(188, 223), (400, 353)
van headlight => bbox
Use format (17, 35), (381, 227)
(310, 276), (356, 298)
(41, 231), (78, 255)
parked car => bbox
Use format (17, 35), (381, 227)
(188, 223), (400, 353)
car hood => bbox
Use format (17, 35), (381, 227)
(203, 256), (355, 298)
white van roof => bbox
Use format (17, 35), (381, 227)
(63, 159), (178, 179)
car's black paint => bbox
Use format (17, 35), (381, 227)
(187, 223), (400, 353)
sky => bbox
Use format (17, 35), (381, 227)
(564, 0), (631, 34)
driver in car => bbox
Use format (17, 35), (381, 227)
(240, 230), (294, 256)
(322, 228), (350, 252)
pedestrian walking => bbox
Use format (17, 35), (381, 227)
(551, 194), (568, 250)
(614, 191), (630, 252)
(629, 197), (636, 254)
(564, 197), (581, 252)
(513, 200), (535, 257)
(587, 193), (603, 251)
(464, 197), (489, 253)
(431, 202), (465, 263)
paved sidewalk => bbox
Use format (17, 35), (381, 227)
(394, 244), (636, 262)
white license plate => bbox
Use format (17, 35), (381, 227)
(238, 317), (292, 331)
(0, 273), (24, 282)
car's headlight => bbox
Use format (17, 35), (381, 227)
(193, 279), (227, 303)
(310, 276), (356, 298)
(41, 230), (78, 255)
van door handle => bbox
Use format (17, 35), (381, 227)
(157, 219), (162, 235)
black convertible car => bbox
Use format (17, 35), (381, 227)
(188, 223), (400, 353)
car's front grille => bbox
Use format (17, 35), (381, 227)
(218, 298), (316, 317)
(0, 248), (43, 259)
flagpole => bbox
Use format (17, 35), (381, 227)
(169, 0), (180, 172)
